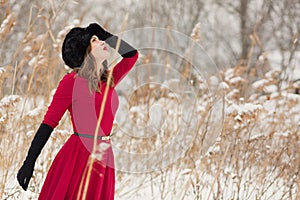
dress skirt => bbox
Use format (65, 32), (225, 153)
(38, 52), (138, 200)
(38, 134), (115, 200)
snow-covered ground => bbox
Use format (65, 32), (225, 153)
(1, 57), (299, 199)
(1, 0), (300, 199)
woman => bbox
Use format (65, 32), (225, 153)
(17, 23), (138, 199)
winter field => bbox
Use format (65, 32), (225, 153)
(1, 0), (300, 200)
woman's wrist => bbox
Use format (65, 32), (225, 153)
(105, 36), (137, 57)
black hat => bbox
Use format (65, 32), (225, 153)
(62, 23), (113, 68)
(62, 27), (92, 69)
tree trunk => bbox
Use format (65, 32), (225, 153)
(240, 0), (249, 60)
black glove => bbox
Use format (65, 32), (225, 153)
(87, 23), (137, 58)
(17, 123), (53, 191)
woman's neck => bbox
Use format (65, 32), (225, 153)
(95, 58), (105, 68)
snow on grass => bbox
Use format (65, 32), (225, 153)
(226, 102), (263, 116)
(252, 79), (269, 89)
(0, 95), (21, 108)
(2, 47), (300, 200)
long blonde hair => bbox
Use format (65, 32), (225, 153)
(74, 45), (114, 93)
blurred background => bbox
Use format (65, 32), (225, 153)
(1, 0), (300, 199)
(1, 0), (300, 80)
(1, 0), (300, 94)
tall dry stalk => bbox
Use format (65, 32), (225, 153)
(1, 2), (300, 199)
(1, 1), (80, 199)
(77, 13), (129, 200)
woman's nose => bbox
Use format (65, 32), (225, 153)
(99, 40), (105, 45)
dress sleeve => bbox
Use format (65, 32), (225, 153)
(112, 51), (138, 85)
(42, 73), (75, 128)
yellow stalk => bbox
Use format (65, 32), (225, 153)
(78, 13), (129, 200)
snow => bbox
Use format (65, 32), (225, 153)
(234, 114), (242, 121)
(25, 106), (44, 117)
(226, 102), (263, 116)
(28, 56), (38, 67)
(219, 81), (229, 90)
(209, 75), (219, 86)
(281, 92), (300, 102)
(190, 23), (201, 41)
(2, 1), (300, 199)
(0, 14), (14, 33)
(26, 130), (34, 137)
(224, 68), (234, 81)
(0, 115), (6, 123)
(3, 51), (299, 200)
(274, 131), (290, 137)
(229, 76), (245, 84)
(23, 46), (32, 53)
(293, 80), (300, 87)
(207, 144), (220, 154)
(129, 106), (140, 113)
(264, 84), (278, 93)
(252, 79), (269, 89)
(180, 168), (192, 175)
(267, 51), (300, 81)
(265, 69), (280, 79)
(93, 143), (111, 160)
(0, 95), (21, 107)
(0, 67), (6, 74)
(167, 93), (178, 98)
(28, 55), (47, 67)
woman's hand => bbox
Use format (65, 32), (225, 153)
(87, 23), (137, 58)
(87, 23), (113, 41)
(16, 123), (53, 191)
(17, 162), (34, 190)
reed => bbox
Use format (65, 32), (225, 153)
(1, 2), (300, 200)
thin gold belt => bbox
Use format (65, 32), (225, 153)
(74, 132), (110, 141)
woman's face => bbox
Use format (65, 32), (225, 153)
(90, 35), (109, 61)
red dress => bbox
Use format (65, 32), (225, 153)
(38, 52), (138, 200)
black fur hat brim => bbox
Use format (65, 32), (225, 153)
(62, 27), (92, 69)
(62, 23), (115, 69)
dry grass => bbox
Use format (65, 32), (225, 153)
(1, 2), (300, 200)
